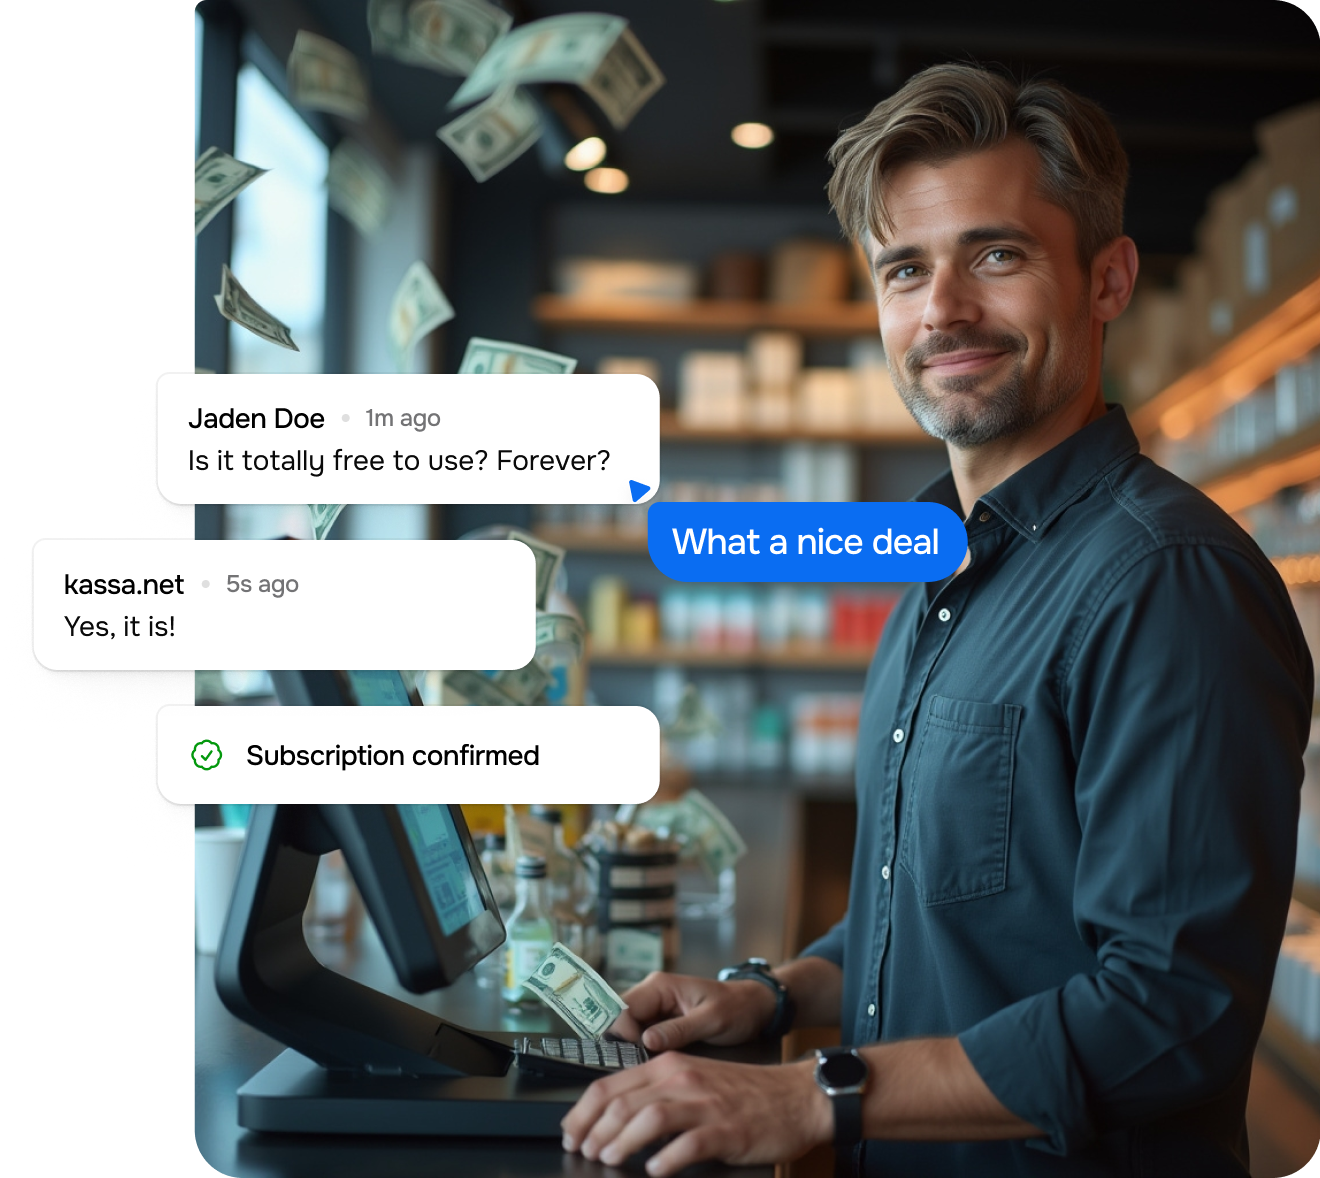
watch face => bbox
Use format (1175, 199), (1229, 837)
(820, 1051), (868, 1090)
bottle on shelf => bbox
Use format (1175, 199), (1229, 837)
(502, 855), (556, 1008)
(475, 833), (516, 990)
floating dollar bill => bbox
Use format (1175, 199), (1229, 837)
(389, 260), (455, 372)
(367, 0), (423, 61)
(327, 141), (393, 236)
(288, 30), (369, 122)
(450, 14), (663, 130)
(506, 528), (564, 611)
(581, 27), (665, 131)
(535, 612), (585, 665)
(307, 503), (347, 541)
(407, 0), (513, 75)
(494, 658), (554, 705)
(444, 669), (520, 706)
(195, 147), (267, 236)
(214, 265), (299, 351)
(437, 86), (542, 182)
(458, 337), (577, 375)
(522, 942), (626, 1040)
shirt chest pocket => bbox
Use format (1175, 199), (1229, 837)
(898, 695), (1022, 905)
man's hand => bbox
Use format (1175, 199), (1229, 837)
(608, 971), (776, 1051)
(561, 1053), (831, 1175)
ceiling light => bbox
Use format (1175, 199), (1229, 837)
(731, 122), (774, 149)
(564, 135), (607, 171)
(585, 166), (629, 194)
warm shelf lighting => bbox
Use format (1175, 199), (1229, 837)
(731, 122), (774, 149)
(564, 136), (607, 171)
(1274, 553), (1320, 586)
(585, 166), (629, 194)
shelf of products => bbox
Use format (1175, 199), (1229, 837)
(1131, 270), (1320, 445)
(658, 408), (933, 446)
(533, 294), (879, 337)
(532, 525), (648, 553)
(1200, 417), (1320, 515)
(590, 643), (875, 670)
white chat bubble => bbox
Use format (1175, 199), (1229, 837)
(158, 704), (658, 803)
(157, 372), (660, 506)
(33, 539), (533, 671)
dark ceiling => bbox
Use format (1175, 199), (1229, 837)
(299, 0), (1320, 260)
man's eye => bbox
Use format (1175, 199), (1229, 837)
(892, 264), (923, 281)
(986, 249), (1018, 265)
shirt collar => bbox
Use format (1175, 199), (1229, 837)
(914, 404), (1141, 543)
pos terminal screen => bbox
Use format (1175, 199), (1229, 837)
(397, 804), (486, 936)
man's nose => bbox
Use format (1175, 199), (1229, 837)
(922, 266), (981, 334)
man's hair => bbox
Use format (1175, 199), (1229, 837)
(828, 63), (1129, 268)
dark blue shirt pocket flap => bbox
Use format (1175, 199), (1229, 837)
(899, 695), (1023, 906)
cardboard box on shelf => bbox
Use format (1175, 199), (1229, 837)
(849, 339), (918, 430)
(768, 239), (853, 303)
(678, 351), (747, 428)
(797, 368), (858, 430)
(1256, 102), (1320, 293)
(556, 258), (700, 302)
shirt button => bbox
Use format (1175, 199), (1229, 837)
(881, 865), (890, 880)
(892, 728), (904, 743)
(938, 607), (951, 622)
(867, 1003), (876, 1017)
(979, 511), (991, 522)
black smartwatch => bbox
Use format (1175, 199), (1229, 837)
(717, 957), (797, 1040)
(814, 1046), (869, 1152)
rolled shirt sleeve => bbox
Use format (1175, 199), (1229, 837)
(958, 541), (1311, 1155)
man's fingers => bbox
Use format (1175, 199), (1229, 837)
(596, 1099), (700, 1169)
(645, 1125), (729, 1178)
(619, 972), (678, 1025)
(561, 1059), (663, 1148)
(642, 1008), (719, 1051)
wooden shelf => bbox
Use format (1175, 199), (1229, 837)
(659, 408), (934, 446)
(1196, 418), (1320, 514)
(590, 643), (874, 670)
(534, 294), (880, 336)
(531, 525), (649, 552)
(1260, 1008), (1320, 1101)
(1130, 266), (1320, 445)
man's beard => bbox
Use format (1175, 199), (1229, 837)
(890, 310), (1090, 449)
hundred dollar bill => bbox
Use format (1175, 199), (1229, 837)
(327, 141), (393, 236)
(437, 86), (542, 182)
(389, 260), (455, 372)
(444, 668), (520, 706)
(195, 147), (267, 236)
(581, 27), (665, 131)
(535, 613), (585, 665)
(407, 0), (512, 75)
(288, 30), (369, 122)
(458, 337), (576, 375)
(522, 942), (626, 1040)
(367, 0), (423, 61)
(214, 265), (299, 351)
(680, 788), (747, 878)
(450, 13), (663, 130)
(307, 503), (347, 541)
(506, 528), (564, 611)
(494, 658), (554, 705)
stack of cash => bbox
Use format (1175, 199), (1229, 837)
(635, 789), (747, 879)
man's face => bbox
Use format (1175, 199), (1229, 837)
(867, 139), (1095, 449)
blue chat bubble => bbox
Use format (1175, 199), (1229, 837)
(648, 502), (967, 582)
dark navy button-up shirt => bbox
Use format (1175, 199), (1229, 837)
(801, 406), (1313, 1177)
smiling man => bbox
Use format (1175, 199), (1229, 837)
(562, 64), (1313, 1177)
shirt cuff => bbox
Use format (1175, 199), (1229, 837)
(958, 989), (1095, 1156)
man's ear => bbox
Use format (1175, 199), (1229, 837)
(1093, 236), (1139, 325)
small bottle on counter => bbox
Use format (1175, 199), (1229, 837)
(503, 856), (555, 1007)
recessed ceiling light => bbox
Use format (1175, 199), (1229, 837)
(585, 166), (629, 194)
(564, 136), (608, 171)
(731, 122), (774, 149)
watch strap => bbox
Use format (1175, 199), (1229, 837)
(720, 963), (796, 1039)
(832, 1090), (863, 1152)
